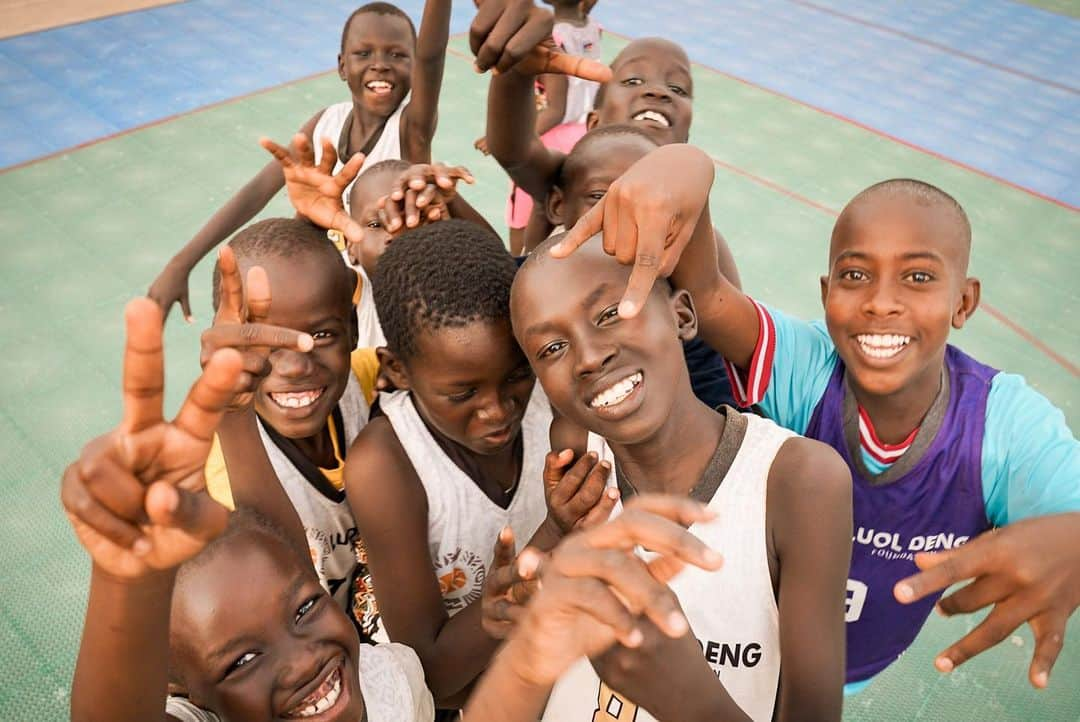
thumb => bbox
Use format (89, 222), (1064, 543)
(493, 526), (516, 568)
(180, 291), (194, 324)
(145, 482), (229, 543)
(543, 449), (574, 490)
(341, 216), (366, 248)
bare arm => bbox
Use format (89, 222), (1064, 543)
(401, 0), (453, 161)
(345, 419), (501, 705)
(769, 438), (852, 722)
(486, 69), (567, 201)
(147, 110), (324, 320)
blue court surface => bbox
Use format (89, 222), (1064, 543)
(0, 1), (1077, 720)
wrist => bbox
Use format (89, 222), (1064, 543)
(533, 515), (566, 551)
(92, 563), (177, 591)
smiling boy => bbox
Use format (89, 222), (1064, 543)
(511, 232), (852, 721)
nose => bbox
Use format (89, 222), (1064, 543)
(642, 82), (673, 103)
(270, 348), (315, 379)
(862, 278), (904, 318)
(276, 647), (323, 693)
(476, 390), (516, 426)
(574, 336), (617, 379)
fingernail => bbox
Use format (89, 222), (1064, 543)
(473, 61), (485, 73)
(184, 315), (194, 324)
(703, 549), (723, 566)
(618, 300), (637, 318)
(667, 611), (688, 635)
(408, 215), (417, 226)
(607, 487), (619, 499)
(935, 656), (954, 673)
(895, 583), (914, 603)
(1034, 671), (1048, 688)
(298, 334), (314, 352)
(625, 628), (643, 647)
(133, 538), (152, 556)
(598, 460), (611, 470)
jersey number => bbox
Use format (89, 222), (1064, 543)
(845, 579), (868, 623)
(594, 681), (638, 721)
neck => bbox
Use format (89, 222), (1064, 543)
(609, 387), (723, 496)
(349, 102), (390, 152)
(292, 423), (336, 468)
(851, 360), (944, 445)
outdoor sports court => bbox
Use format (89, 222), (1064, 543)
(0, 1), (1076, 719)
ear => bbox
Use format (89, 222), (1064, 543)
(670, 288), (699, 342)
(375, 347), (412, 391)
(952, 277), (980, 329)
(338, 53), (346, 82)
(546, 186), (566, 227)
(585, 110), (599, 131)
(819, 274), (829, 311)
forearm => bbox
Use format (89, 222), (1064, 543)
(487, 72), (561, 199)
(712, 226), (742, 290)
(448, 195), (498, 238)
(415, 0), (452, 63)
(526, 515), (565, 553)
(420, 601), (502, 705)
(464, 638), (553, 722)
(71, 567), (175, 722)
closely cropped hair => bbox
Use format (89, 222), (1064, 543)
(349, 159), (412, 208)
(211, 218), (349, 310)
(850, 178), (971, 246)
(373, 219), (517, 360)
(341, 2), (417, 51)
(558, 124), (658, 188)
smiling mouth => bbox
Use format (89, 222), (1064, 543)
(589, 371), (643, 409)
(631, 109), (671, 128)
(283, 662), (343, 719)
(269, 387), (326, 409)
(856, 334), (911, 360)
(365, 80), (394, 95)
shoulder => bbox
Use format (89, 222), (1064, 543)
(769, 433), (851, 505)
(358, 643), (435, 722)
(345, 416), (426, 516)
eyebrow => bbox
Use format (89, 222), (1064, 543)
(834, 250), (944, 264)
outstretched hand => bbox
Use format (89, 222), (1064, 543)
(200, 246), (314, 411)
(551, 144), (715, 319)
(894, 513), (1080, 688)
(260, 133), (366, 244)
(61, 299), (245, 579)
(469, 0), (611, 81)
(147, 261), (194, 324)
(379, 163), (475, 235)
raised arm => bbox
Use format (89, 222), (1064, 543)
(147, 110), (324, 322)
(401, 0), (453, 161)
(486, 68), (567, 200)
(769, 438), (852, 721)
(534, 73), (568, 136)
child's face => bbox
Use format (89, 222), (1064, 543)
(821, 194), (977, 400)
(399, 320), (537, 455)
(348, 170), (396, 276)
(591, 39), (693, 146)
(338, 12), (414, 117)
(239, 252), (357, 440)
(511, 237), (696, 445)
(550, 134), (657, 227)
(171, 533), (364, 721)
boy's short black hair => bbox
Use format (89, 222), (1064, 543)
(849, 178), (972, 253)
(341, 2), (417, 51)
(349, 159), (412, 208)
(211, 218), (351, 310)
(373, 219), (517, 360)
(558, 124), (658, 188)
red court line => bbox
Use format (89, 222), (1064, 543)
(789, 0), (1079, 95)
(708, 153), (1079, 377)
(603, 29), (1079, 213)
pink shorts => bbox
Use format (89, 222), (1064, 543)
(506, 122), (587, 229)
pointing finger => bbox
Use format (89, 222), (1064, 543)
(172, 348), (245, 442)
(551, 196), (605, 258)
(121, 298), (166, 434)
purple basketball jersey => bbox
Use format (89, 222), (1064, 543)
(806, 346), (998, 683)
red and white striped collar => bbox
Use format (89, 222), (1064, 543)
(857, 406), (918, 465)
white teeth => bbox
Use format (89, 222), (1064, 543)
(365, 80), (393, 93)
(288, 666), (342, 718)
(632, 110), (671, 127)
(856, 334), (911, 359)
(270, 388), (324, 409)
(589, 372), (643, 409)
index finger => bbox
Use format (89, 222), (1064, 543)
(550, 195), (605, 258)
(172, 348), (245, 442)
(894, 546), (982, 604)
(618, 217), (668, 319)
(522, 46), (613, 82)
(244, 266), (272, 324)
(492, 526), (516, 569)
(215, 246), (244, 323)
(259, 137), (294, 168)
(121, 298), (166, 433)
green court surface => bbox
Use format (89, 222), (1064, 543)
(0, 34), (1076, 721)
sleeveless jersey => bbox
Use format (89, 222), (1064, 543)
(544, 411), (793, 722)
(312, 94), (411, 212)
(256, 374), (374, 622)
(379, 384), (552, 616)
(806, 345), (996, 683)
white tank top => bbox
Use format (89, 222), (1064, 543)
(257, 373), (370, 613)
(354, 265), (385, 349)
(543, 412), (794, 722)
(379, 384), (552, 616)
(312, 94), (411, 212)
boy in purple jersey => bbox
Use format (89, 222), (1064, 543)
(552, 143), (1080, 692)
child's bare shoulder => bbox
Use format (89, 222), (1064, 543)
(769, 434), (851, 500)
(345, 415), (426, 507)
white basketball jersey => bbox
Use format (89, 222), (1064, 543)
(257, 373), (370, 612)
(544, 412), (794, 722)
(379, 384), (551, 616)
(312, 94), (411, 212)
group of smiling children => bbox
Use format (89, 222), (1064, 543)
(65, 1), (1080, 721)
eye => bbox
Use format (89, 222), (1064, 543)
(537, 340), (567, 360)
(367, 219), (383, 229)
(392, 51), (408, 59)
(596, 305), (620, 325)
(506, 365), (535, 383)
(448, 388), (477, 403)
(355, 50), (371, 58)
(587, 190), (606, 202)
(839, 269), (868, 282)
(620, 76), (643, 86)
(906, 271), (934, 284)
(225, 652), (258, 678)
(668, 84), (688, 97)
(312, 330), (335, 340)
(295, 595), (321, 624)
